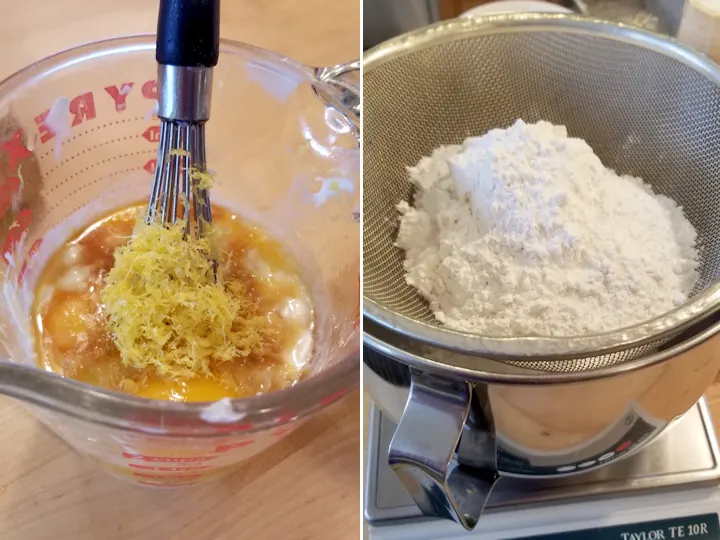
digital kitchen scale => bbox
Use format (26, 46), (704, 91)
(365, 399), (720, 540)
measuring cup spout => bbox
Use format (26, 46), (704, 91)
(0, 361), (101, 416)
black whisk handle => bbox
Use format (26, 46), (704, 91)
(156, 0), (220, 68)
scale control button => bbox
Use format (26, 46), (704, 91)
(598, 452), (615, 462)
(556, 465), (576, 473)
(616, 440), (632, 452)
(578, 460), (597, 468)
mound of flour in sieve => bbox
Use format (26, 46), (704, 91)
(395, 120), (700, 336)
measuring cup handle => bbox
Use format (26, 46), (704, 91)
(314, 60), (360, 121)
(315, 60), (361, 80)
(388, 370), (499, 531)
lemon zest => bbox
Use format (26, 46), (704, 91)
(192, 169), (214, 190)
(101, 219), (268, 379)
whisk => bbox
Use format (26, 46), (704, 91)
(146, 0), (220, 238)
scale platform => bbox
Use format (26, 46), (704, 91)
(365, 399), (720, 539)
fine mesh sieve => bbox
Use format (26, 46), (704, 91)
(363, 14), (720, 373)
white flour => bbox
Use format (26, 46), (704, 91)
(395, 120), (699, 336)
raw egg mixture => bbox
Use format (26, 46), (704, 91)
(31, 204), (313, 402)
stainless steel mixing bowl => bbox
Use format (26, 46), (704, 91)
(363, 14), (720, 530)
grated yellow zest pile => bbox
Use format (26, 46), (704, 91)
(101, 218), (269, 380)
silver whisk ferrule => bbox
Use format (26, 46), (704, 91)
(147, 64), (213, 236)
(157, 65), (213, 122)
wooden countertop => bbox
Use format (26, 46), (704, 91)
(705, 375), (720, 436)
(0, 1), (360, 539)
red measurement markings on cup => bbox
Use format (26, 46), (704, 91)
(319, 388), (350, 407)
(0, 127), (33, 245)
(141, 127), (160, 174)
(134, 472), (205, 480)
(35, 93), (96, 143)
(0, 80), (162, 273)
(1, 130), (32, 173)
(141, 80), (157, 100)
(0, 127), (44, 280)
(105, 83), (134, 112)
(143, 126), (160, 143)
(128, 463), (212, 472)
(123, 452), (218, 486)
(34, 79), (158, 143)
(213, 440), (255, 453)
(122, 452), (218, 463)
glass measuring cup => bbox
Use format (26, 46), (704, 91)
(0, 36), (359, 487)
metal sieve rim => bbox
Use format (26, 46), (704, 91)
(364, 313), (720, 384)
(363, 14), (720, 360)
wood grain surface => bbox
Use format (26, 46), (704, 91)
(0, 1), (360, 539)
(0, 392), (360, 540)
(705, 374), (720, 437)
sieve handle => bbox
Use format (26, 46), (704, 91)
(157, 0), (220, 68)
(388, 370), (499, 531)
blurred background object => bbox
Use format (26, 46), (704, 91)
(677, 0), (720, 62)
(646, 0), (685, 35)
(363, 0), (687, 48)
(363, 0), (440, 49)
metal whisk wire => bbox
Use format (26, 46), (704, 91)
(145, 121), (211, 237)
(147, 0), (219, 237)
